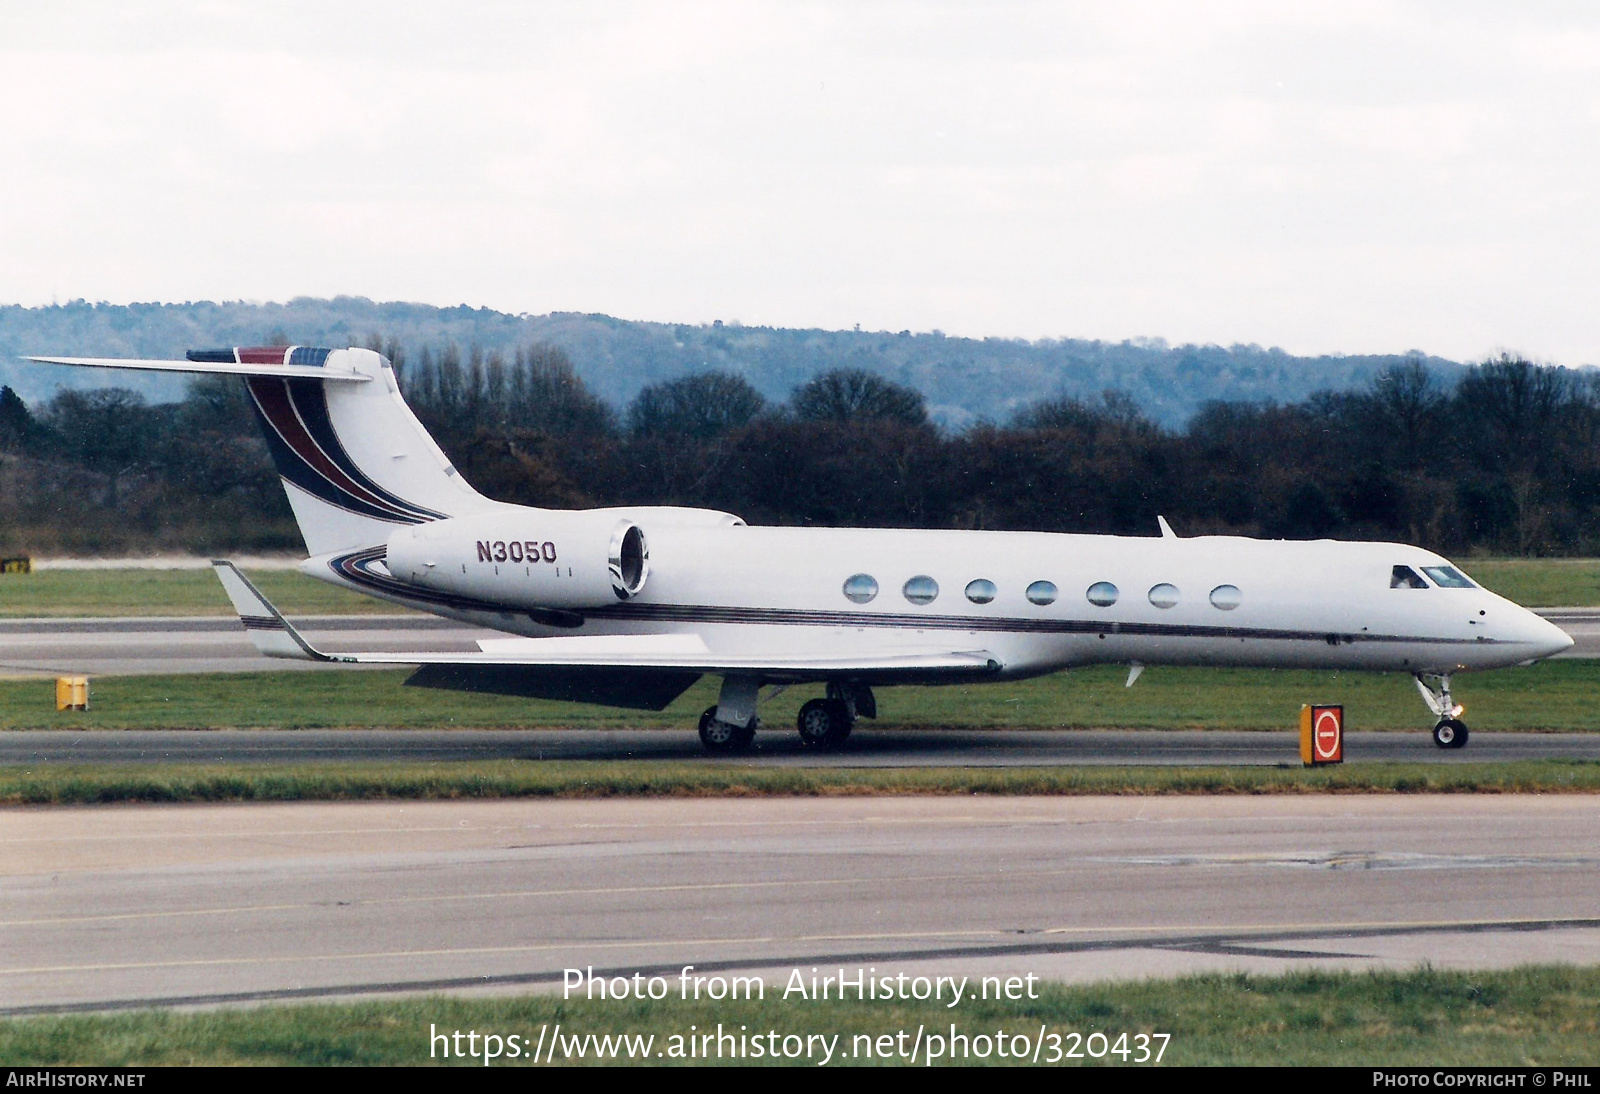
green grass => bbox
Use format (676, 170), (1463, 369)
(5, 658), (1597, 731)
(1464, 557), (1600, 607)
(3, 966), (1596, 1066)
(0, 569), (400, 617)
(0, 558), (1593, 619)
(3, 758), (1598, 805)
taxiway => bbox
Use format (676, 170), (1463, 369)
(4, 795), (1599, 1014)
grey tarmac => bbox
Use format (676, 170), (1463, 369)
(4, 795), (1600, 1014)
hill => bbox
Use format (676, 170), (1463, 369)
(0, 298), (1461, 427)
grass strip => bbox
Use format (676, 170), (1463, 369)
(1465, 557), (1600, 608)
(9, 658), (1600, 731)
(4, 759), (1600, 804)
(4, 965), (1597, 1066)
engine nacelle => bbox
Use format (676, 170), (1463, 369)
(386, 510), (649, 610)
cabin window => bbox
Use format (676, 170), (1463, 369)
(1209, 584), (1242, 610)
(842, 573), (879, 604)
(1391, 565), (1429, 589)
(1148, 583), (1180, 609)
(1422, 565), (1475, 589)
(1086, 581), (1119, 607)
(903, 575), (940, 605)
(1026, 580), (1058, 606)
(965, 578), (997, 604)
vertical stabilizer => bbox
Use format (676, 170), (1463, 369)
(25, 345), (497, 556)
(236, 346), (497, 554)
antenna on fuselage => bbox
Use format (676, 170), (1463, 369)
(1157, 515), (1177, 539)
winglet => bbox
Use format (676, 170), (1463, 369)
(1157, 515), (1177, 539)
(211, 560), (343, 662)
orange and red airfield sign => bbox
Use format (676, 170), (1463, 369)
(1299, 704), (1344, 766)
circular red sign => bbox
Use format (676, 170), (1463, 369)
(1314, 709), (1341, 760)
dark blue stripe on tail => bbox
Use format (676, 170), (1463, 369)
(288, 347), (332, 366)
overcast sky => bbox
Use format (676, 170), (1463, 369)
(3, 2), (1599, 362)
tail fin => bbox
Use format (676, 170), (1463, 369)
(231, 346), (494, 554)
(30, 345), (496, 555)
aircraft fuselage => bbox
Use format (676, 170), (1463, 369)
(306, 521), (1573, 682)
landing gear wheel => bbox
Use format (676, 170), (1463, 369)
(1432, 718), (1469, 750)
(797, 698), (853, 749)
(698, 706), (755, 753)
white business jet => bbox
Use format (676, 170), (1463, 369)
(27, 346), (1573, 751)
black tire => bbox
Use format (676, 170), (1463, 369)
(698, 706), (755, 753)
(797, 697), (852, 749)
(1432, 718), (1469, 750)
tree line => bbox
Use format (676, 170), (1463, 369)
(0, 337), (1597, 557)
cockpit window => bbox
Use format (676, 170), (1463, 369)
(1422, 565), (1475, 589)
(1391, 565), (1429, 589)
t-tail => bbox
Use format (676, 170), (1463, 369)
(27, 346), (496, 555)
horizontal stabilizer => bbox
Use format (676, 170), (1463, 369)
(24, 355), (370, 381)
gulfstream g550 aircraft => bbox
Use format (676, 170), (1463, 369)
(28, 346), (1574, 751)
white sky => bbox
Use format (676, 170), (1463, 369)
(3, 1), (1599, 362)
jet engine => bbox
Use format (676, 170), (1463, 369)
(386, 510), (649, 610)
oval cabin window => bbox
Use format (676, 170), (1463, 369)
(1026, 580), (1058, 606)
(1148, 583), (1180, 609)
(965, 579), (997, 604)
(1209, 584), (1242, 610)
(1086, 581), (1119, 607)
(842, 574), (879, 604)
(903, 575), (939, 605)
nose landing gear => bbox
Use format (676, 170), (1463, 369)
(1414, 673), (1469, 750)
(1432, 717), (1469, 749)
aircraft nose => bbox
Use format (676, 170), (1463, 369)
(1521, 611), (1575, 660)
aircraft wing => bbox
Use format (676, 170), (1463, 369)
(212, 561), (1001, 677)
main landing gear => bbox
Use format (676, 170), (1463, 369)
(797, 681), (875, 750)
(698, 674), (761, 754)
(698, 706), (756, 752)
(695, 677), (878, 753)
(1414, 673), (1469, 750)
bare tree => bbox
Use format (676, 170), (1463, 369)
(791, 369), (928, 426)
(629, 372), (767, 439)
